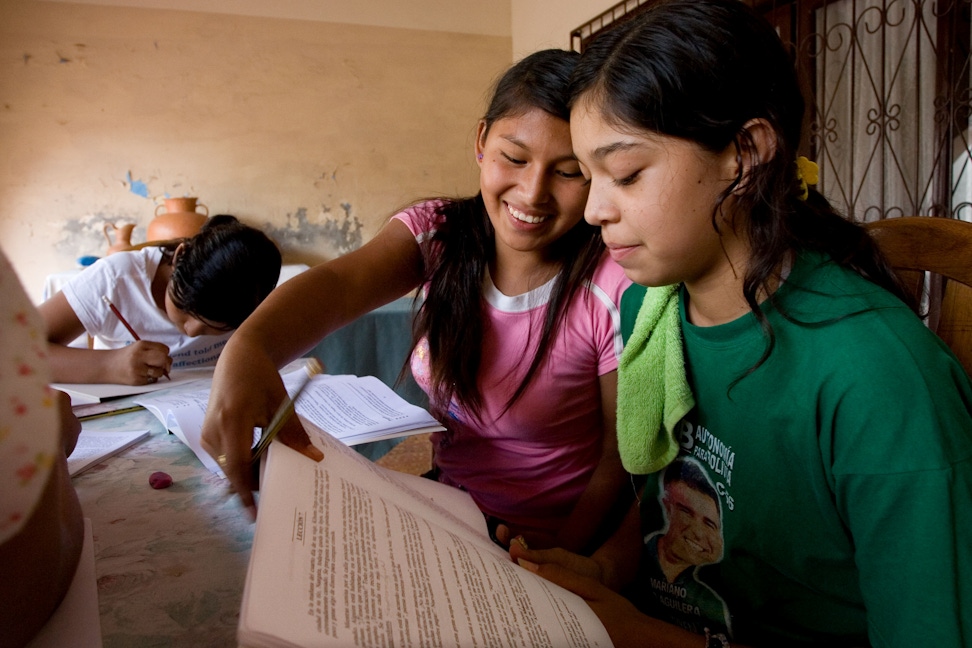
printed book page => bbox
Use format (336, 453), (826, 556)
(134, 365), (443, 477)
(68, 428), (151, 477)
(133, 363), (315, 476)
(134, 387), (229, 476)
(238, 423), (613, 648)
(294, 374), (444, 443)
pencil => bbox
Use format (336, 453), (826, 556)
(76, 405), (145, 421)
(102, 295), (140, 340)
(102, 295), (170, 380)
(250, 358), (324, 464)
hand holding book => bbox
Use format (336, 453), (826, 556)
(199, 346), (316, 514)
(238, 421), (612, 648)
(136, 362), (443, 481)
(249, 358), (323, 465)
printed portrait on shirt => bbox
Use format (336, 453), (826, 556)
(637, 456), (731, 636)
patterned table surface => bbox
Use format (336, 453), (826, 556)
(75, 406), (255, 648)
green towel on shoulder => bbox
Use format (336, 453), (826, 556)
(617, 284), (695, 474)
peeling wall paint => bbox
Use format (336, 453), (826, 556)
(57, 212), (143, 260)
(54, 203), (366, 264)
(0, 1), (507, 300)
(263, 206), (363, 257)
(126, 171), (150, 198)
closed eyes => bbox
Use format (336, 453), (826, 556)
(613, 170), (641, 187)
(500, 152), (585, 180)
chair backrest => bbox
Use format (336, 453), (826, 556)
(865, 216), (972, 377)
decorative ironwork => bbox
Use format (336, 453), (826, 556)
(570, 0), (972, 221)
(570, 0), (654, 52)
(798, 0), (971, 221)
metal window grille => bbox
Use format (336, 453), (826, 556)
(570, 0), (972, 221)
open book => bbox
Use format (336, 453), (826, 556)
(134, 365), (445, 477)
(68, 428), (151, 476)
(238, 421), (613, 648)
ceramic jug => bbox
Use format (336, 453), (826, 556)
(147, 197), (209, 241)
(103, 222), (137, 255)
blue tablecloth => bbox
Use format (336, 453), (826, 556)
(307, 297), (425, 461)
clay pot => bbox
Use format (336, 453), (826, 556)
(103, 222), (136, 255)
(147, 197), (209, 241)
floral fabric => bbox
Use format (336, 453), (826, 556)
(0, 250), (59, 543)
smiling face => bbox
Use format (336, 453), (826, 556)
(660, 479), (724, 570)
(476, 108), (590, 266)
(570, 96), (744, 293)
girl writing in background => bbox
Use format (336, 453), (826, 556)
(510, 1), (972, 645)
(200, 50), (633, 553)
(40, 214), (281, 385)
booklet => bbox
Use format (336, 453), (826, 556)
(68, 428), (151, 477)
(134, 366), (444, 477)
(238, 421), (613, 648)
(53, 367), (217, 406)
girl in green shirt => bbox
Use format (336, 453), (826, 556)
(509, 0), (972, 646)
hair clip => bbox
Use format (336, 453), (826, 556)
(796, 156), (819, 201)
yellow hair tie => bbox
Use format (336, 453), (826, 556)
(796, 156), (819, 201)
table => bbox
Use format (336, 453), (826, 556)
(75, 405), (253, 647)
(72, 297), (429, 646)
(76, 406), (431, 647)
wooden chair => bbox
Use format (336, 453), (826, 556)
(865, 216), (972, 376)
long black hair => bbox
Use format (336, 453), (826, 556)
(165, 214), (281, 330)
(413, 49), (604, 419)
(571, 0), (912, 368)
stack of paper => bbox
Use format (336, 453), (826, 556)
(53, 368), (217, 406)
(133, 365), (444, 477)
(68, 429), (151, 477)
(294, 374), (444, 445)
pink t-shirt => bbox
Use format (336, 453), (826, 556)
(394, 201), (631, 534)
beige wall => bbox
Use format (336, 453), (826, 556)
(511, 0), (619, 59)
(40, 0), (512, 37)
(0, 0), (512, 300)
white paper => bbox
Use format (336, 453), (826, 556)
(26, 518), (103, 648)
(53, 367), (217, 406)
(68, 429), (151, 476)
(238, 424), (613, 648)
(294, 374), (444, 443)
(134, 366), (443, 476)
(134, 388), (229, 476)
(132, 363), (313, 476)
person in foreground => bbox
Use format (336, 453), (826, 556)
(200, 50), (632, 553)
(509, 1), (972, 645)
(0, 249), (84, 647)
(39, 214), (281, 385)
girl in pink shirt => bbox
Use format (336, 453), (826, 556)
(202, 50), (632, 553)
